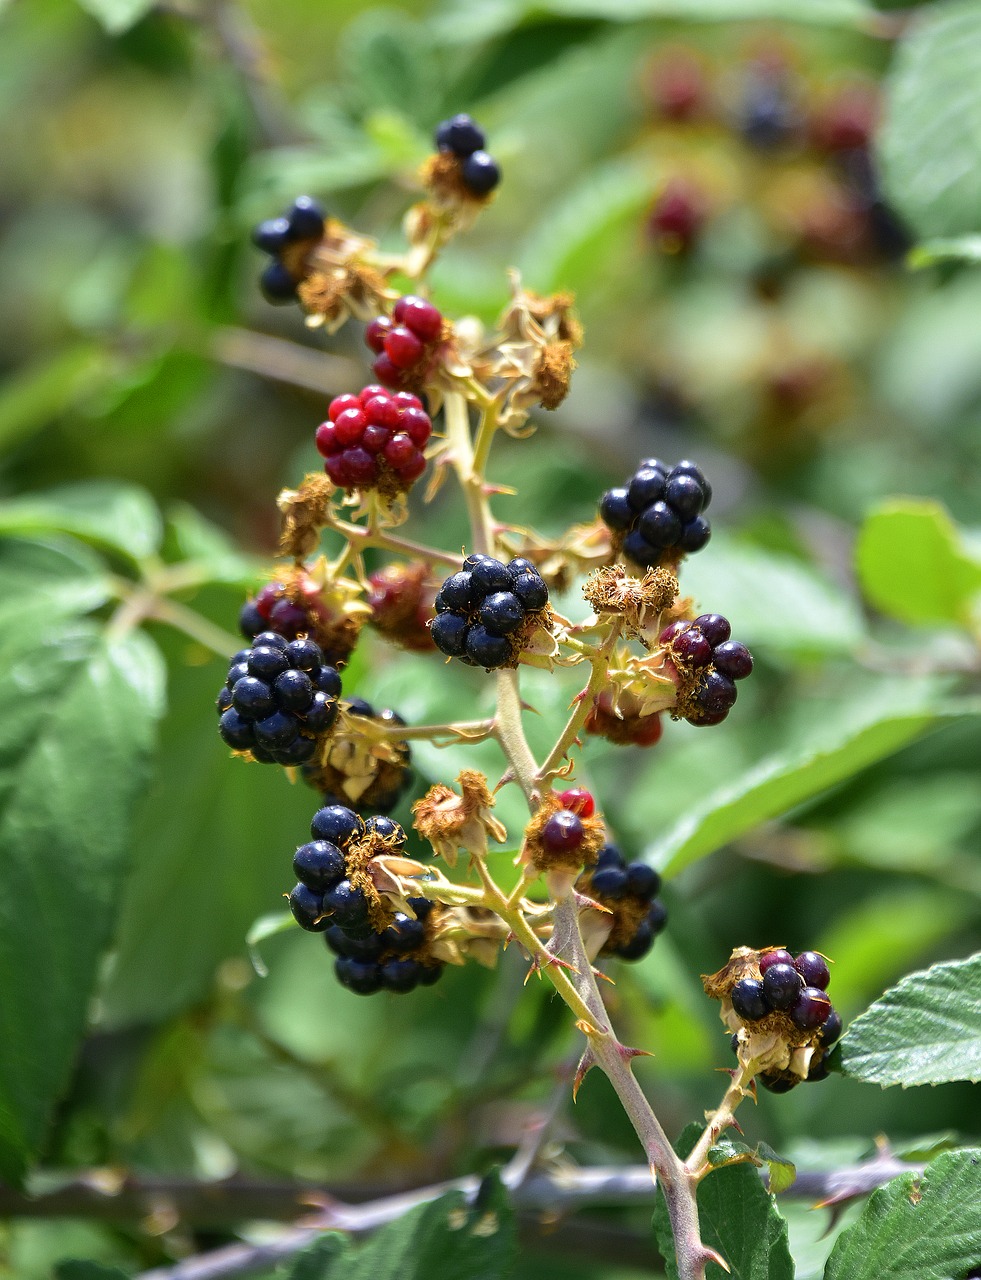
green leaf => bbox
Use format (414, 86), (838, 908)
(823, 1149), (981, 1280)
(0, 537), (112, 635)
(280, 1234), (353, 1279)
(0, 627), (164, 1183)
(340, 12), (441, 126)
(707, 1134), (797, 1196)
(879, 1), (981, 240)
(74, 0), (155, 34)
(164, 503), (258, 587)
(648, 682), (971, 876)
(0, 344), (108, 452)
(839, 953), (981, 1087)
(246, 911), (298, 979)
(335, 1180), (516, 1280)
(856, 499), (981, 627)
(909, 234), (981, 268)
(653, 1123), (794, 1280)
(0, 483), (162, 566)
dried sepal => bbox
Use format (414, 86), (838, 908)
(295, 219), (395, 331)
(520, 792), (606, 877)
(304, 703), (410, 810)
(583, 565), (679, 642)
(412, 769), (508, 866)
(277, 474), (335, 561)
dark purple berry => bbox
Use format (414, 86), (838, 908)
(253, 630), (289, 651)
(440, 571), (476, 611)
(590, 866), (628, 898)
(678, 517), (711, 552)
(692, 614), (730, 645)
(435, 113), (485, 156)
(622, 529), (659, 567)
(303, 691), (338, 734)
(465, 625), (510, 668)
(672, 628), (713, 667)
(335, 956), (383, 995)
(460, 150), (500, 195)
(664, 473), (706, 520)
(381, 958), (423, 992)
(218, 708), (256, 750)
(273, 668), (315, 712)
(273, 734), (318, 766)
(806, 1054), (831, 1083)
(293, 840), (345, 891)
(382, 913), (426, 953)
(286, 195), (325, 240)
(285, 637), (323, 671)
(731, 977), (768, 1021)
(432, 612), (469, 657)
(759, 1072), (798, 1093)
(817, 1008), (843, 1046)
(239, 601), (266, 638)
(252, 216), (290, 255)
(225, 661), (250, 688)
(790, 987), (833, 1032)
(231, 677), (276, 720)
(600, 488), (633, 530)
(418, 962), (444, 986)
(254, 710), (300, 749)
(247, 645), (290, 680)
(713, 641), (753, 680)
(323, 879), (370, 930)
(345, 696), (374, 717)
(628, 467), (667, 510)
(646, 899), (668, 934)
(625, 862), (661, 899)
(364, 815), (406, 845)
(315, 666), (343, 698)
(761, 963), (803, 1012)
(311, 805), (363, 846)
(507, 557), (537, 578)
(759, 948), (795, 973)
(511, 573), (548, 611)
(639, 501), (682, 547)
(795, 951), (830, 990)
(217, 686), (234, 714)
(324, 927), (383, 961)
(479, 591), (524, 636)
(695, 670), (738, 714)
(541, 810), (584, 854)
(260, 260), (297, 304)
(289, 883), (327, 931)
(616, 921), (654, 961)
(596, 843), (625, 869)
(470, 557), (512, 595)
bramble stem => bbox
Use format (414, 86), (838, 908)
(536, 619), (622, 784)
(494, 669), (541, 805)
(444, 389), (494, 555)
(685, 1059), (757, 1181)
(326, 516), (462, 569)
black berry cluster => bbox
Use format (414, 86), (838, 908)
(434, 113), (501, 197)
(252, 196), (326, 304)
(217, 632), (341, 765)
(579, 843), (668, 962)
(660, 613), (753, 726)
(303, 697), (413, 815)
(730, 948), (842, 1089)
(600, 458), (711, 568)
(432, 555), (549, 670)
(289, 804), (444, 996)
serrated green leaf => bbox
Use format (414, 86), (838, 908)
(880, 1), (981, 240)
(909, 234), (981, 268)
(0, 537), (111, 635)
(653, 1122), (794, 1280)
(840, 953), (981, 1087)
(0, 482), (162, 565)
(707, 1134), (797, 1195)
(824, 1149), (981, 1280)
(648, 682), (970, 876)
(337, 1179), (516, 1280)
(0, 627), (164, 1183)
(74, 0), (154, 34)
(856, 499), (981, 627)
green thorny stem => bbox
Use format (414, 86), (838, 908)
(441, 382), (720, 1280)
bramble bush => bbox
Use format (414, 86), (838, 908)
(1, 2), (980, 1280)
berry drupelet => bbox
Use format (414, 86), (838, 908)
(432, 554), (550, 670)
(217, 632), (341, 765)
(252, 196), (326, 305)
(364, 296), (444, 392)
(578, 843), (668, 962)
(660, 613), (753, 726)
(600, 458), (711, 569)
(316, 385), (432, 494)
(326, 892), (445, 996)
(366, 561), (437, 652)
(433, 113), (501, 198)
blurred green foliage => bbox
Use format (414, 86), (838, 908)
(2, 0), (981, 1277)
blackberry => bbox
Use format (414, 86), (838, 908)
(740, 71), (798, 151)
(541, 810), (584, 856)
(325, 888), (446, 998)
(325, 927), (383, 962)
(317, 385), (431, 492)
(759, 948), (795, 973)
(761, 963), (803, 1012)
(238, 585), (356, 666)
(289, 883), (328, 932)
(365, 815), (406, 847)
(335, 957), (384, 996)
(432, 115), (501, 197)
(731, 977), (768, 1021)
(795, 951), (830, 990)
(577, 842), (668, 962)
(790, 986), (832, 1032)
(293, 840), (346, 892)
(431, 556), (550, 671)
(322, 879), (370, 931)
(252, 196), (326, 304)
(600, 458), (712, 568)
(659, 614), (753, 727)
(817, 1008), (843, 1047)
(310, 804), (363, 846)
(217, 637), (342, 765)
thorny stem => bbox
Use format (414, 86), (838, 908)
(494, 669), (541, 805)
(444, 389), (495, 555)
(536, 619), (623, 785)
(326, 515), (462, 569)
(685, 1059), (757, 1181)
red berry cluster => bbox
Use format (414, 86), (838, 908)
(364, 296), (444, 390)
(316, 386), (432, 493)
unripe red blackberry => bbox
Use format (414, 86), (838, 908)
(583, 689), (663, 747)
(366, 562), (438, 652)
(647, 179), (707, 254)
(557, 787), (595, 818)
(316, 386), (431, 495)
(364, 297), (444, 391)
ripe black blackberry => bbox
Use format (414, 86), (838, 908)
(600, 458), (712, 569)
(659, 614), (753, 726)
(252, 196), (326, 305)
(432, 555), (549, 670)
(577, 843), (668, 962)
(217, 632), (341, 765)
(433, 114), (501, 198)
(301, 698), (413, 814)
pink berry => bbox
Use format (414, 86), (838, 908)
(325, 455), (351, 486)
(557, 787), (595, 818)
(328, 394), (360, 422)
(361, 424), (391, 454)
(255, 582), (284, 618)
(393, 391), (423, 411)
(333, 408), (367, 447)
(363, 394), (400, 428)
(396, 451), (426, 483)
(384, 326), (425, 369)
(371, 354), (401, 388)
(541, 810), (585, 854)
(393, 295), (442, 342)
(760, 949), (795, 974)
(383, 432), (416, 467)
(365, 317), (392, 353)
(359, 384), (388, 405)
(400, 406), (432, 447)
(315, 421), (339, 457)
